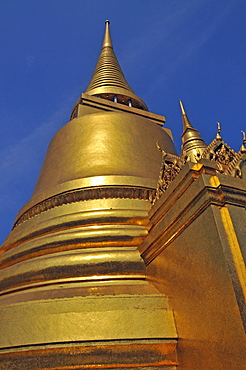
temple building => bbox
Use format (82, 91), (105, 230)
(0, 21), (245, 370)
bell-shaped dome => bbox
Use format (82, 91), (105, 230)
(32, 111), (176, 197)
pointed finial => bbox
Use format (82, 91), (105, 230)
(240, 130), (246, 153)
(102, 20), (113, 48)
(216, 122), (222, 140)
(179, 100), (207, 162)
(85, 20), (148, 110)
(179, 100), (185, 115)
(179, 100), (193, 129)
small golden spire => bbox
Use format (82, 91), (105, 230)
(216, 122), (222, 140)
(102, 20), (113, 48)
(179, 100), (207, 162)
(179, 100), (193, 129)
(85, 21), (148, 110)
(240, 130), (246, 153)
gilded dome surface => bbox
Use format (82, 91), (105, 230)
(33, 111), (176, 197)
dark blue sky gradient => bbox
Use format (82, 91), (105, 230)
(0, 0), (245, 243)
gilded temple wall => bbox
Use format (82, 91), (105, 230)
(140, 163), (246, 369)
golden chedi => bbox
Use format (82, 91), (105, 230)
(1, 20), (245, 370)
(0, 21), (178, 369)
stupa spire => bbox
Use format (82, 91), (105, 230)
(85, 21), (148, 110)
(180, 100), (193, 129)
(179, 100), (207, 162)
(102, 20), (113, 48)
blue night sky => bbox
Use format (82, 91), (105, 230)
(0, 0), (246, 243)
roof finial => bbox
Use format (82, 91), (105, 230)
(102, 20), (113, 49)
(179, 100), (207, 162)
(216, 122), (222, 140)
(179, 100), (193, 129)
(240, 130), (246, 153)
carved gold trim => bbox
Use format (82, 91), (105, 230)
(14, 187), (155, 229)
(153, 144), (183, 203)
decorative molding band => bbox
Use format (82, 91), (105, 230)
(0, 340), (178, 370)
(14, 187), (155, 229)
